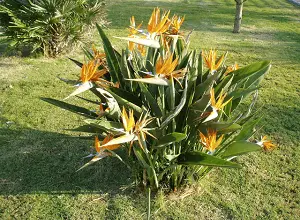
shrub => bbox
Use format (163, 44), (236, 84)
(43, 7), (275, 216)
(0, 0), (106, 57)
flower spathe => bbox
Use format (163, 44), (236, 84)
(199, 128), (224, 152)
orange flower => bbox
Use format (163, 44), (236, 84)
(77, 135), (121, 171)
(210, 88), (232, 111)
(225, 63), (239, 75)
(80, 60), (108, 83)
(100, 107), (155, 155)
(95, 135), (120, 152)
(128, 16), (143, 51)
(121, 107), (135, 133)
(257, 136), (276, 151)
(203, 88), (232, 123)
(92, 45), (106, 61)
(156, 54), (179, 77)
(170, 15), (185, 35)
(202, 49), (224, 72)
(147, 8), (172, 35)
(129, 16), (142, 35)
(199, 128), (224, 152)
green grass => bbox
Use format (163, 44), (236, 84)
(1, 0), (300, 219)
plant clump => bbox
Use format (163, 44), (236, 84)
(43, 7), (275, 192)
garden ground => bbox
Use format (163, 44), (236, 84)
(0, 0), (299, 219)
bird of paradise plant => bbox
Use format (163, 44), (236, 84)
(43, 7), (275, 219)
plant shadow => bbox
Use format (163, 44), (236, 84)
(0, 120), (135, 197)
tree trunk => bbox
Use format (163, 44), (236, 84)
(233, 0), (244, 33)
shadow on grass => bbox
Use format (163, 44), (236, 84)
(0, 122), (134, 196)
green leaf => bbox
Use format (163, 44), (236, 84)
(177, 151), (241, 168)
(193, 72), (219, 101)
(215, 74), (234, 95)
(177, 51), (192, 69)
(41, 97), (98, 119)
(84, 118), (124, 134)
(221, 141), (261, 158)
(196, 51), (204, 84)
(155, 132), (187, 148)
(244, 63), (271, 88)
(133, 144), (151, 169)
(82, 47), (94, 60)
(107, 89), (143, 116)
(109, 87), (142, 107)
(234, 117), (262, 141)
(231, 61), (271, 84)
(160, 77), (188, 129)
(226, 87), (259, 101)
(120, 49), (133, 90)
(96, 24), (123, 86)
(187, 91), (210, 124)
(137, 80), (163, 117)
(204, 122), (241, 134)
(68, 57), (83, 68)
(106, 149), (131, 170)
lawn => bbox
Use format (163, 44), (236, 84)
(0, 0), (299, 219)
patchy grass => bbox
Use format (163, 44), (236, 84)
(1, 0), (300, 219)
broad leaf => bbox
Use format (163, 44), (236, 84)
(204, 122), (241, 134)
(137, 80), (163, 117)
(234, 116), (262, 141)
(226, 87), (259, 101)
(155, 132), (186, 148)
(108, 89), (143, 116)
(109, 87), (142, 107)
(221, 141), (261, 158)
(177, 151), (241, 168)
(160, 77), (188, 129)
(96, 24), (123, 86)
(193, 72), (219, 101)
(68, 57), (83, 68)
(230, 61), (271, 84)
(84, 118), (124, 134)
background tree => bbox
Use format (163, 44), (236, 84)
(0, 0), (106, 57)
(233, 0), (247, 33)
